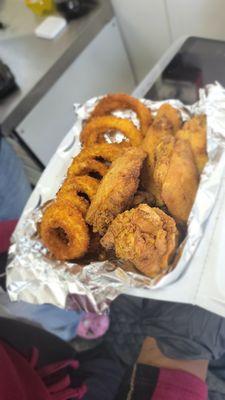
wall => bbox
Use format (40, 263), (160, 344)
(111, 0), (172, 83)
(111, 0), (225, 83)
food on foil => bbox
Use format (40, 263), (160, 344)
(141, 103), (183, 201)
(89, 93), (152, 135)
(156, 103), (182, 132)
(40, 142), (128, 260)
(101, 204), (178, 278)
(86, 147), (146, 235)
(39, 93), (208, 278)
(141, 104), (200, 223)
(57, 175), (99, 216)
(176, 115), (207, 174)
(40, 200), (89, 260)
(67, 142), (128, 178)
(80, 115), (143, 147)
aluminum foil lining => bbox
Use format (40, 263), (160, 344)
(6, 82), (225, 313)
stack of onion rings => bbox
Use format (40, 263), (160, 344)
(40, 94), (152, 261)
(40, 142), (128, 260)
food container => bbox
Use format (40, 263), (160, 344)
(6, 82), (225, 317)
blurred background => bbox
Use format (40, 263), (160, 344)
(112, 0), (225, 83)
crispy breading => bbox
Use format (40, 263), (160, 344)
(162, 139), (199, 223)
(101, 204), (178, 278)
(57, 176), (99, 216)
(90, 93), (152, 134)
(86, 148), (146, 235)
(80, 116), (143, 147)
(141, 104), (181, 200)
(40, 200), (89, 260)
(151, 135), (175, 205)
(67, 143), (128, 178)
(155, 103), (182, 132)
(176, 114), (207, 174)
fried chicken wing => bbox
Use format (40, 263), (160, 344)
(176, 114), (207, 174)
(101, 204), (178, 278)
(141, 104), (199, 222)
(86, 148), (146, 235)
(141, 104), (182, 199)
(150, 135), (175, 205)
(162, 138), (199, 223)
(155, 103), (182, 132)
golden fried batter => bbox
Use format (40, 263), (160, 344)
(76, 142), (129, 162)
(150, 135), (175, 205)
(80, 116), (143, 147)
(101, 204), (178, 278)
(68, 157), (108, 178)
(141, 104), (199, 221)
(141, 104), (181, 197)
(90, 93), (152, 135)
(162, 139), (199, 223)
(40, 200), (89, 260)
(155, 103), (182, 132)
(67, 143), (129, 180)
(176, 114), (207, 174)
(86, 147), (146, 235)
(57, 176), (99, 216)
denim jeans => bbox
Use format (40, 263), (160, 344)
(0, 138), (31, 221)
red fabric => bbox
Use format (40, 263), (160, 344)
(152, 368), (208, 400)
(0, 340), (87, 400)
(0, 219), (17, 252)
(0, 341), (51, 400)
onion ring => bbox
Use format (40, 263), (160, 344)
(67, 157), (108, 178)
(72, 143), (129, 165)
(90, 93), (152, 135)
(57, 176), (99, 216)
(80, 116), (143, 147)
(57, 190), (89, 216)
(40, 200), (89, 260)
(67, 143), (128, 178)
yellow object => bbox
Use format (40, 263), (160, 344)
(25, 0), (55, 16)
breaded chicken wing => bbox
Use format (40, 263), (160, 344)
(150, 135), (175, 205)
(162, 138), (199, 223)
(86, 148), (146, 235)
(101, 204), (178, 278)
(155, 103), (182, 132)
(141, 104), (182, 199)
(176, 114), (207, 174)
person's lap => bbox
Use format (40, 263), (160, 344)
(105, 295), (225, 399)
